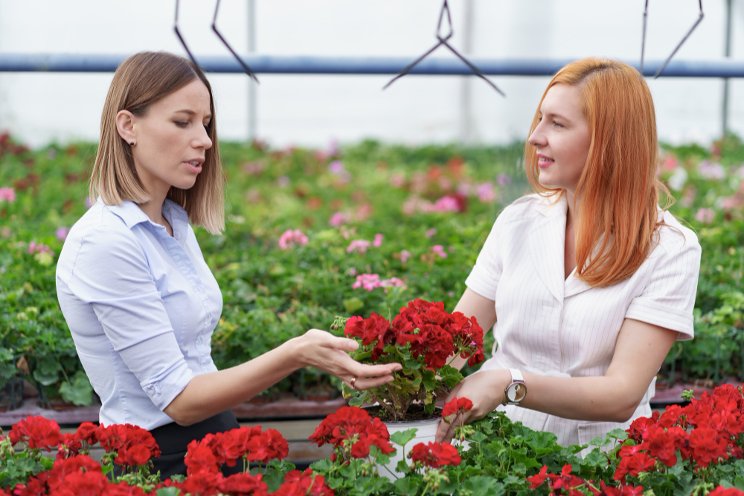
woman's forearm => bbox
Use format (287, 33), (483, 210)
(164, 337), (303, 426)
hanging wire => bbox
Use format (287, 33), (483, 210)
(641, 0), (705, 78)
(174, 0), (259, 83)
(174, 0), (199, 69)
(383, 0), (505, 96)
(212, 0), (260, 83)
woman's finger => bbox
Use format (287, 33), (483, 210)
(352, 374), (396, 390)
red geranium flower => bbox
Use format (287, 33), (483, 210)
(408, 441), (461, 468)
(9, 415), (62, 450)
(218, 472), (268, 495)
(177, 470), (223, 496)
(309, 406), (394, 460)
(185, 438), (221, 475)
(708, 487), (744, 496)
(273, 469), (333, 496)
(343, 299), (484, 420)
(442, 397), (473, 423)
(97, 423), (160, 467)
(688, 426), (730, 468)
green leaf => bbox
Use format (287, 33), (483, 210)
(343, 297), (364, 314)
(390, 428), (418, 447)
(31, 356), (62, 386)
(459, 476), (505, 495)
(154, 488), (181, 496)
(59, 370), (93, 406)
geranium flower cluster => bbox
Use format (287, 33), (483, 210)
(408, 442), (461, 469)
(528, 464), (645, 496)
(308, 406), (394, 462)
(184, 425), (288, 473)
(615, 383), (744, 481)
(345, 299), (484, 371)
(0, 415), (333, 495)
(343, 299), (484, 420)
(528, 384), (744, 496)
(3, 416), (161, 494)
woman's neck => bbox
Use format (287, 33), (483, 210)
(139, 196), (173, 235)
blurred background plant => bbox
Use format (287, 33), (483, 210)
(0, 131), (741, 408)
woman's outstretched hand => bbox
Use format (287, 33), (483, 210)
(294, 329), (402, 390)
(435, 369), (508, 443)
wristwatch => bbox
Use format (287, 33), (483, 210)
(503, 368), (527, 405)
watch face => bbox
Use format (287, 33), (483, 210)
(508, 383), (526, 402)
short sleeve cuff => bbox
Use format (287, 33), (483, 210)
(626, 298), (694, 340)
(465, 272), (497, 301)
(141, 361), (194, 411)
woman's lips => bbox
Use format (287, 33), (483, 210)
(537, 154), (554, 169)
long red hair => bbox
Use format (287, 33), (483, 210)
(525, 58), (665, 287)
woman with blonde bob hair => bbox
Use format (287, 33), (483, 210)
(437, 58), (701, 448)
(57, 52), (401, 479)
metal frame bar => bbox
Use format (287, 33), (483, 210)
(2, 54), (744, 78)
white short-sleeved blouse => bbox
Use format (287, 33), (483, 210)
(56, 199), (222, 430)
(465, 193), (701, 446)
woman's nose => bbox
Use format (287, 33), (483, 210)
(194, 127), (213, 150)
(528, 128), (545, 147)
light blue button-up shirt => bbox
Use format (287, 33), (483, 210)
(56, 199), (222, 430)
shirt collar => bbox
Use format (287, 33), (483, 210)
(105, 198), (189, 234)
(534, 192), (567, 219)
(105, 199), (150, 229)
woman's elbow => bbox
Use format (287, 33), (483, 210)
(163, 399), (199, 426)
(607, 398), (643, 423)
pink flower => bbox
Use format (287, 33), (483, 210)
(476, 182), (496, 203)
(372, 233), (383, 247)
(431, 195), (461, 213)
(694, 208), (715, 224)
(329, 212), (348, 227)
(278, 229), (308, 250)
(346, 239), (371, 254)
(425, 228), (437, 238)
(399, 250), (411, 264)
(328, 160), (345, 175)
(382, 277), (405, 288)
(352, 274), (405, 291)
(353, 273), (381, 291)
(432, 245), (447, 258)
(56, 227), (69, 241)
(389, 173), (406, 188)
(277, 176), (290, 188)
(497, 173), (512, 186)
(661, 155), (679, 172)
(698, 160), (725, 180)
(0, 187), (16, 202)
(28, 241), (52, 255)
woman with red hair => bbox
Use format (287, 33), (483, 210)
(437, 58), (701, 447)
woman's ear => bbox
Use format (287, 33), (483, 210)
(115, 110), (137, 146)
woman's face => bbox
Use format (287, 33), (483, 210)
(528, 83), (591, 194)
(130, 79), (213, 201)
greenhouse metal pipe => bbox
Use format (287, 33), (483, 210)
(1, 53), (744, 78)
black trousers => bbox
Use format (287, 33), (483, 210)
(149, 410), (243, 480)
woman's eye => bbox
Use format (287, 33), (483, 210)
(552, 121), (564, 128)
(174, 121), (189, 128)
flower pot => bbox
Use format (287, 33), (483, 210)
(378, 416), (440, 479)
(0, 376), (24, 412)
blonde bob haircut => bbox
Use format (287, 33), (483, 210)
(525, 57), (666, 288)
(90, 51), (224, 234)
